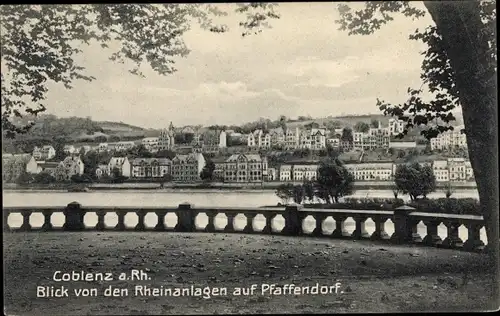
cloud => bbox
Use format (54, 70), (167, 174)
(38, 3), (438, 128)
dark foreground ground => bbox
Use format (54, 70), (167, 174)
(3, 232), (498, 315)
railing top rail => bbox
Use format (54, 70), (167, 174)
(198, 206), (285, 212)
(302, 208), (394, 215)
(410, 211), (483, 221)
(3, 206), (67, 211)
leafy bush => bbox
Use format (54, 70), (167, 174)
(409, 198), (480, 216)
(71, 174), (93, 183)
(33, 172), (56, 184)
(303, 197), (480, 215)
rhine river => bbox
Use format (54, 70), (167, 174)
(3, 189), (486, 244)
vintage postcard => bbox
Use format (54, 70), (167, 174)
(2, 2), (498, 315)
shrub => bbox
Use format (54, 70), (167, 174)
(33, 172), (56, 184)
(303, 198), (480, 215)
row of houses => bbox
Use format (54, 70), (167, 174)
(276, 158), (474, 183)
(96, 153), (269, 183)
(25, 156), (84, 181)
(246, 119), (408, 151)
(430, 126), (468, 150)
(94, 153), (206, 182)
(248, 127), (328, 150)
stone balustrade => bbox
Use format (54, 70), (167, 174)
(3, 202), (487, 252)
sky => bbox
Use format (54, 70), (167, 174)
(41, 2), (436, 129)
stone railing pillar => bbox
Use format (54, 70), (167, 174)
(115, 211), (126, 231)
(352, 214), (370, 239)
(243, 213), (257, 234)
(463, 222), (485, 252)
(205, 211), (216, 232)
(41, 210), (54, 231)
(331, 216), (349, 238)
(422, 219), (442, 247)
(154, 211), (166, 231)
(312, 213), (326, 237)
(283, 204), (302, 236)
(224, 212), (236, 233)
(370, 215), (390, 241)
(176, 203), (195, 232)
(135, 210), (146, 231)
(390, 205), (415, 244)
(20, 211), (32, 231)
(95, 211), (106, 230)
(442, 220), (463, 249)
(63, 202), (85, 231)
(262, 213), (274, 234)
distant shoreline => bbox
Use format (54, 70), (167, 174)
(3, 181), (478, 191)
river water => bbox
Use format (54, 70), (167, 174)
(3, 189), (486, 244)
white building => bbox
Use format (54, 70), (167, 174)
(279, 165), (292, 181)
(345, 162), (393, 181)
(97, 143), (109, 153)
(326, 138), (340, 147)
(25, 156), (59, 175)
(465, 161), (474, 180)
(292, 164), (318, 181)
(432, 160), (450, 182)
(54, 156), (85, 181)
(111, 141), (136, 152)
(430, 126), (468, 150)
(142, 137), (160, 153)
(158, 122), (176, 151)
(388, 118), (405, 136)
(298, 128), (327, 150)
(448, 157), (468, 182)
(108, 157), (131, 177)
(222, 154), (268, 183)
(247, 130), (271, 149)
(269, 128), (286, 147)
(131, 158), (172, 179)
(32, 145), (56, 160)
(63, 145), (76, 155)
(171, 153), (205, 182)
(219, 130), (227, 148)
(284, 127), (301, 150)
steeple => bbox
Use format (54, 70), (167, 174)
(168, 121), (174, 132)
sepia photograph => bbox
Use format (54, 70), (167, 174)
(2, 1), (499, 315)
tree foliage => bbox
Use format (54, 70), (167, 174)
(200, 159), (216, 182)
(337, 1), (496, 140)
(1, 4), (280, 138)
(340, 127), (354, 143)
(394, 162), (436, 200)
(316, 158), (354, 203)
(354, 121), (370, 133)
(275, 183), (293, 205)
(33, 171), (56, 184)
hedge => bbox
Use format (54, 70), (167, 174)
(302, 197), (481, 216)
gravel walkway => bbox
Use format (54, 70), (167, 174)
(3, 232), (497, 315)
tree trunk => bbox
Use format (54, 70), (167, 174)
(424, 0), (499, 306)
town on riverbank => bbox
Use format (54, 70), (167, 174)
(3, 117), (475, 194)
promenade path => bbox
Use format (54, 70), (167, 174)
(4, 232), (496, 314)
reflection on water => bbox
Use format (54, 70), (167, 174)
(2, 189), (479, 208)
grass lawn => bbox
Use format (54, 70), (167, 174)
(3, 232), (498, 315)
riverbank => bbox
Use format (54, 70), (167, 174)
(3, 180), (477, 191)
(4, 232), (496, 315)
